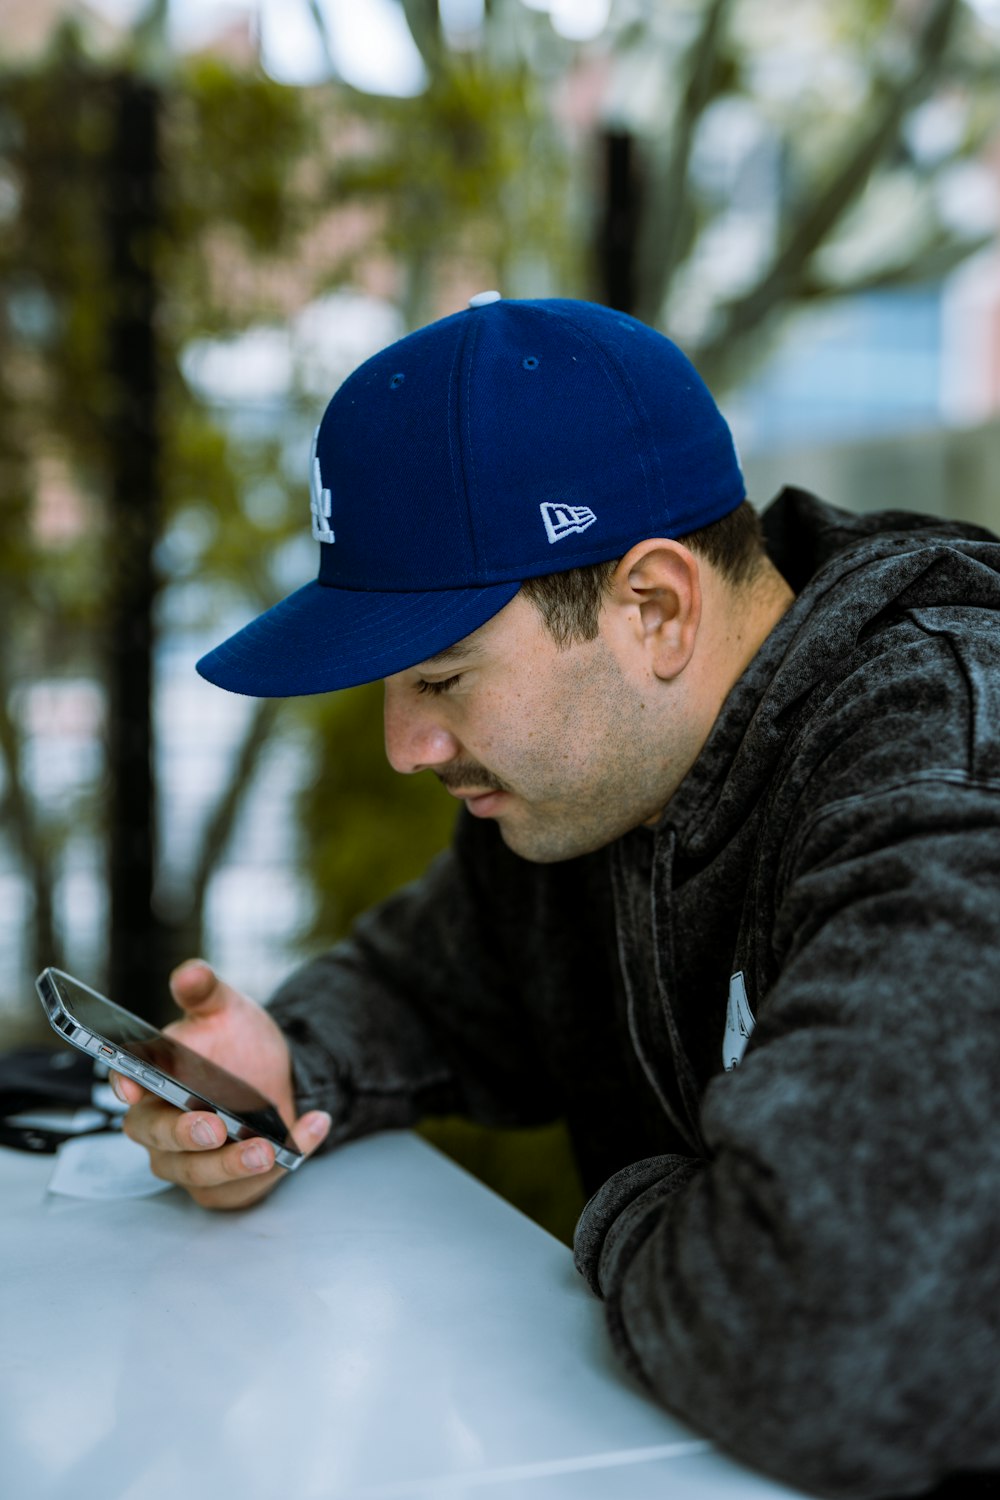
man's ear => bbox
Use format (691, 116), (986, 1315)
(610, 539), (702, 681)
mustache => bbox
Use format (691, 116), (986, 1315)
(434, 764), (509, 794)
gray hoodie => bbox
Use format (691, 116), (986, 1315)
(270, 490), (1000, 1499)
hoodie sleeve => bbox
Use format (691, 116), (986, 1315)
(266, 808), (561, 1144)
(574, 774), (1000, 1499)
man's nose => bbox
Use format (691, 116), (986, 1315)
(383, 683), (460, 775)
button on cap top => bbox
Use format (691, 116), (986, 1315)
(467, 290), (502, 307)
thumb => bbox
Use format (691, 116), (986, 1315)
(168, 958), (237, 1018)
(289, 1110), (333, 1161)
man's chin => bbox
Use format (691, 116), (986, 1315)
(496, 816), (607, 865)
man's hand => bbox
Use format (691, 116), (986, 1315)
(113, 960), (331, 1210)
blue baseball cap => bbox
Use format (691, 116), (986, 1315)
(196, 295), (745, 697)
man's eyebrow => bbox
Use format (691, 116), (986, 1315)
(417, 637), (485, 669)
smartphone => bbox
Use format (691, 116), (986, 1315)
(35, 967), (303, 1171)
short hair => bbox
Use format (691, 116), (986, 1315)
(520, 499), (765, 648)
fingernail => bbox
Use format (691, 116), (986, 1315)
(192, 1119), (219, 1148)
(242, 1143), (270, 1172)
(110, 1076), (125, 1104)
(306, 1112), (332, 1142)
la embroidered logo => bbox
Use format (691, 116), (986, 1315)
(723, 971), (756, 1071)
(310, 427), (335, 543)
(540, 501), (597, 545)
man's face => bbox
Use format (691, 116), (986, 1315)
(382, 591), (692, 862)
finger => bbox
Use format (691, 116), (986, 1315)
(194, 1110), (333, 1196)
(168, 956), (215, 1005)
(153, 1110), (333, 1211)
(122, 1097), (227, 1155)
(147, 1134), (276, 1190)
(168, 958), (242, 1020)
(109, 1071), (145, 1107)
(160, 1110), (331, 1185)
(186, 1170), (289, 1212)
(291, 1110), (333, 1158)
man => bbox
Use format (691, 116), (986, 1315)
(116, 295), (1000, 1499)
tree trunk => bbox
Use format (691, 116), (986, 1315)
(596, 129), (642, 315)
(103, 72), (166, 1016)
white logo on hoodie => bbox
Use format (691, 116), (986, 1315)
(723, 971), (756, 1070)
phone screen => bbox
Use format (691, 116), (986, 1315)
(36, 968), (302, 1168)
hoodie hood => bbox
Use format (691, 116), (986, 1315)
(663, 487), (1000, 857)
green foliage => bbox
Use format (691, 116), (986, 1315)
(0, 9), (576, 1023)
(4, 0), (999, 1210)
(0, 32), (322, 1008)
(419, 1116), (585, 1245)
(1, 62), (111, 466)
(0, 40), (318, 613)
(169, 59), (316, 320)
(294, 682), (458, 943)
(340, 61), (534, 212)
(330, 53), (578, 322)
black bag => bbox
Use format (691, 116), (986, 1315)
(0, 1046), (116, 1153)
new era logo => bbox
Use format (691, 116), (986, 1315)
(310, 427), (335, 544)
(540, 501), (597, 545)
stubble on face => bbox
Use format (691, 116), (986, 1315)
(438, 634), (683, 864)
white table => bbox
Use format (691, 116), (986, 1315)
(0, 1132), (811, 1499)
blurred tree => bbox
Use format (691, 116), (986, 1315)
(0, 0), (574, 1028)
(0, 14), (318, 1018)
(376, 0), (1000, 379)
(102, 69), (165, 1006)
(281, 0), (585, 1237)
(306, 0), (577, 328)
(595, 0), (999, 386)
(293, 0), (1000, 1238)
(285, 1), (580, 954)
(2, 0), (996, 1226)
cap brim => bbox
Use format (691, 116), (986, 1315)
(196, 577), (522, 697)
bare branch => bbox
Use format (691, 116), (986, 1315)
(400, 0), (444, 75)
(304, 0), (339, 78)
(636, 0), (735, 324)
(696, 0), (963, 376)
(186, 696), (284, 923)
(799, 231), (996, 302)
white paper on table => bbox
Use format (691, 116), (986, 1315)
(7, 1105), (110, 1134)
(48, 1131), (173, 1199)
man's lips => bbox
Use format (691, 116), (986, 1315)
(446, 788), (509, 816)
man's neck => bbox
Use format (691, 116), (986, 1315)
(697, 560), (796, 729)
(736, 564), (796, 681)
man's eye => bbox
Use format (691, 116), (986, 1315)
(416, 674), (461, 696)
